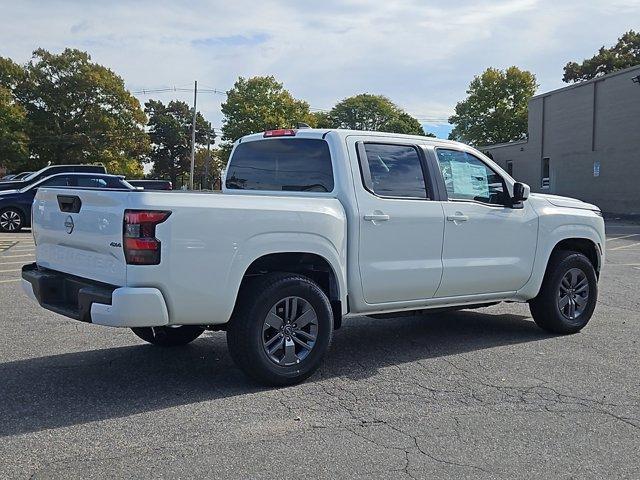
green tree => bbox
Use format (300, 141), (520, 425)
(328, 94), (429, 136)
(383, 111), (434, 137)
(0, 57), (29, 172)
(145, 99), (211, 186)
(563, 31), (640, 83)
(2, 48), (149, 176)
(0, 85), (29, 171)
(0, 56), (25, 90)
(192, 147), (225, 190)
(308, 110), (333, 128)
(448, 67), (537, 146)
(220, 76), (310, 158)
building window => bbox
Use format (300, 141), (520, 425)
(541, 157), (550, 189)
(506, 161), (513, 176)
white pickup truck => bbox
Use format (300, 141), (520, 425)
(22, 128), (605, 385)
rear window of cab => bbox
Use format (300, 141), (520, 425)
(226, 138), (334, 192)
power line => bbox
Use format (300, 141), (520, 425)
(131, 84), (451, 123)
(132, 86), (226, 95)
(414, 119), (451, 123)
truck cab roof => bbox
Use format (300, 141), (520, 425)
(237, 128), (463, 148)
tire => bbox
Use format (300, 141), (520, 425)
(529, 250), (598, 334)
(131, 325), (205, 347)
(0, 208), (24, 233)
(227, 272), (333, 386)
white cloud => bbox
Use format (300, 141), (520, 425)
(1, 0), (637, 133)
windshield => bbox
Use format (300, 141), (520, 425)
(12, 172), (32, 180)
(22, 166), (49, 182)
(19, 178), (47, 193)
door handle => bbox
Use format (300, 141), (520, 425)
(446, 213), (469, 223)
(364, 213), (390, 222)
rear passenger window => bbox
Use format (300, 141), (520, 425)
(226, 139), (334, 192)
(360, 143), (428, 198)
(76, 177), (107, 188)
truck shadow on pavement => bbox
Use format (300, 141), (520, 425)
(0, 310), (551, 437)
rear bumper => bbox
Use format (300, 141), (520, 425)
(21, 263), (169, 328)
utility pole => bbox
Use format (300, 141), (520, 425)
(189, 80), (197, 190)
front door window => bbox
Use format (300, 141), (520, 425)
(436, 149), (508, 205)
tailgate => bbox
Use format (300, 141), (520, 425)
(32, 188), (131, 286)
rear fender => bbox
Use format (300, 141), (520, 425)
(223, 232), (348, 320)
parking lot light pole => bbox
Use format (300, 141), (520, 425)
(204, 129), (211, 190)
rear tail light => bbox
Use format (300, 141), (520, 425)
(263, 129), (296, 137)
(123, 209), (171, 265)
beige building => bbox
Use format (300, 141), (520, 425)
(483, 65), (640, 216)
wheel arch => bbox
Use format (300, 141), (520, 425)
(0, 203), (27, 217)
(237, 252), (344, 329)
(516, 224), (603, 301)
(550, 237), (601, 276)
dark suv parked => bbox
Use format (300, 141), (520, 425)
(0, 164), (106, 192)
(0, 173), (133, 232)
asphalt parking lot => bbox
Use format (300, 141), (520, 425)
(1, 225), (639, 479)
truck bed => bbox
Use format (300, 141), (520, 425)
(30, 188), (347, 325)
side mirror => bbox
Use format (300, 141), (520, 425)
(512, 182), (530, 203)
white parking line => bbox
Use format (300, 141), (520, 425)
(0, 269), (20, 273)
(0, 254), (34, 258)
(0, 278), (20, 284)
(606, 234), (640, 241)
(608, 243), (640, 251)
(0, 260), (30, 265)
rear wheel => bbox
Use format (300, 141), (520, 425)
(227, 273), (333, 386)
(529, 250), (598, 334)
(131, 325), (205, 346)
(0, 208), (23, 232)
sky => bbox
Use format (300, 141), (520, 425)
(1, 0), (639, 140)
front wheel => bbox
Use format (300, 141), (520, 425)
(529, 250), (598, 334)
(227, 273), (334, 386)
(131, 325), (205, 347)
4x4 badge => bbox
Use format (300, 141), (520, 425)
(64, 215), (74, 234)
